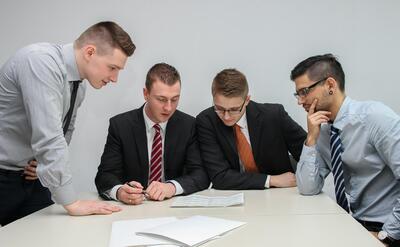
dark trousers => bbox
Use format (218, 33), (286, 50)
(356, 219), (400, 247)
(356, 219), (384, 232)
(0, 168), (54, 226)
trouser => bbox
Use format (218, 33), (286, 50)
(0, 168), (54, 226)
(356, 219), (400, 247)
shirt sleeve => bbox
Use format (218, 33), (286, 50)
(17, 51), (76, 205)
(296, 144), (331, 195)
(168, 180), (184, 195)
(368, 107), (400, 240)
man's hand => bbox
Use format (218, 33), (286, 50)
(116, 181), (145, 205)
(64, 200), (121, 216)
(146, 181), (176, 201)
(306, 99), (331, 146)
(24, 160), (38, 180)
(269, 172), (297, 188)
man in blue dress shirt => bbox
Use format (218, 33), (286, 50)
(291, 54), (400, 246)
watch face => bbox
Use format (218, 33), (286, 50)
(378, 231), (388, 241)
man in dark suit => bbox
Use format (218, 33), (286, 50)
(95, 63), (209, 204)
(196, 68), (307, 190)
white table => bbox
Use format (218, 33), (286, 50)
(0, 188), (384, 247)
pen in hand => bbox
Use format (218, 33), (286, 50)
(126, 182), (148, 196)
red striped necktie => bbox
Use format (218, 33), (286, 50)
(149, 124), (163, 184)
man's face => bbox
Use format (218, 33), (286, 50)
(84, 46), (128, 89)
(294, 73), (330, 112)
(143, 80), (181, 123)
(213, 94), (249, 127)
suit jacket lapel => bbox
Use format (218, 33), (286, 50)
(131, 105), (149, 183)
(164, 112), (179, 179)
(246, 101), (261, 162)
(214, 112), (239, 169)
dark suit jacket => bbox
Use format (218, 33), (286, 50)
(95, 105), (210, 199)
(196, 101), (306, 190)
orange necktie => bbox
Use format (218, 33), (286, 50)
(234, 124), (259, 173)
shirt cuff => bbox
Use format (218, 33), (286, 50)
(299, 144), (318, 163)
(49, 182), (77, 206)
(109, 184), (123, 201)
(265, 175), (271, 188)
(168, 180), (184, 195)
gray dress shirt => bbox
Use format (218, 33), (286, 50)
(0, 43), (86, 205)
(296, 97), (400, 239)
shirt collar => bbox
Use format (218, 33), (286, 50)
(236, 111), (248, 130)
(62, 43), (81, 82)
(143, 104), (168, 132)
(332, 96), (353, 130)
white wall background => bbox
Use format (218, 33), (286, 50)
(1, 0), (399, 197)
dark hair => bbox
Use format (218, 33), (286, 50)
(75, 21), (135, 56)
(145, 63), (181, 91)
(212, 68), (248, 98)
(290, 54), (345, 91)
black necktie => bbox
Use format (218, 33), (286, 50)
(330, 125), (350, 212)
(63, 80), (81, 135)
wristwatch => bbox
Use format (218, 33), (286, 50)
(378, 230), (398, 246)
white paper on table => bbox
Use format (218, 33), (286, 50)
(136, 215), (246, 247)
(170, 193), (244, 208)
(109, 217), (181, 247)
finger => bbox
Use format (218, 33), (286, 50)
(128, 181), (143, 189)
(132, 196), (144, 205)
(25, 166), (37, 173)
(309, 111), (331, 119)
(29, 160), (38, 166)
(309, 114), (330, 123)
(146, 183), (157, 196)
(106, 204), (122, 212)
(23, 170), (37, 177)
(308, 99), (318, 115)
(153, 190), (163, 201)
(122, 184), (143, 194)
(98, 202), (121, 212)
(24, 176), (38, 180)
(157, 193), (165, 201)
(313, 119), (329, 126)
(95, 208), (113, 215)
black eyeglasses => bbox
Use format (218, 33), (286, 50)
(294, 77), (328, 99)
(214, 99), (246, 115)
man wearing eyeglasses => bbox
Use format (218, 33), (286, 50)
(196, 68), (306, 190)
(95, 63), (209, 205)
(291, 54), (400, 246)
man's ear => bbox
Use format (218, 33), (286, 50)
(245, 95), (251, 104)
(326, 77), (337, 92)
(143, 87), (149, 101)
(82, 45), (96, 61)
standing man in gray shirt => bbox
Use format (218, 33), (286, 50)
(0, 21), (136, 225)
(291, 54), (400, 246)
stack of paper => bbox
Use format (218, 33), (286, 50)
(109, 217), (180, 247)
(109, 215), (246, 247)
(171, 193), (244, 207)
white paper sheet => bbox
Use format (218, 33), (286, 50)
(137, 215), (246, 247)
(171, 193), (244, 207)
(109, 217), (181, 247)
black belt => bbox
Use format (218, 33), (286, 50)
(356, 219), (384, 232)
(0, 167), (24, 176)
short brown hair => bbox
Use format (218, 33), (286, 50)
(145, 63), (181, 91)
(212, 68), (248, 98)
(75, 21), (135, 56)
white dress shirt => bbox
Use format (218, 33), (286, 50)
(236, 112), (270, 188)
(108, 105), (183, 200)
